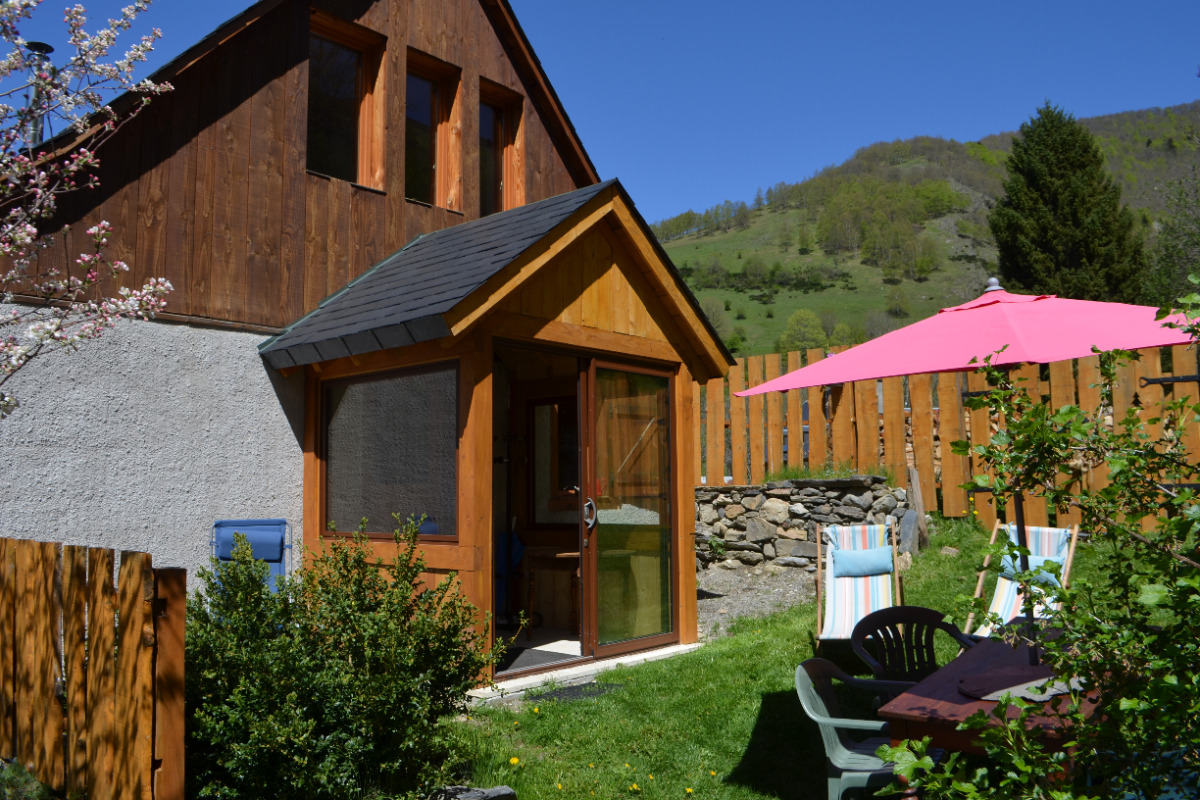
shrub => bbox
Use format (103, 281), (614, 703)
(0, 762), (50, 800)
(186, 519), (498, 799)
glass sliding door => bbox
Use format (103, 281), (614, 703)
(585, 364), (674, 651)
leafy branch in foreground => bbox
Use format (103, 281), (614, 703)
(0, 1), (173, 418)
(883, 340), (1200, 797)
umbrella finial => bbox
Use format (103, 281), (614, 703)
(984, 277), (1003, 292)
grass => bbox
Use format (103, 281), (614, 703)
(449, 516), (1062, 800)
(762, 461), (898, 485)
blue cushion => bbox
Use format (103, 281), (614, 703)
(833, 545), (893, 578)
(1000, 554), (1062, 586)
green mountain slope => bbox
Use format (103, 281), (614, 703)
(657, 101), (1199, 356)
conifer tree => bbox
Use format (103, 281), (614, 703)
(988, 102), (1147, 302)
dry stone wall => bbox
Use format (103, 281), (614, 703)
(694, 475), (913, 572)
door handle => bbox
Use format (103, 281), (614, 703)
(583, 497), (597, 531)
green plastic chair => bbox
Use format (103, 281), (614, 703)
(794, 658), (915, 800)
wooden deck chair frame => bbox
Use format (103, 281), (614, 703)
(965, 519), (1080, 636)
(815, 519), (903, 642)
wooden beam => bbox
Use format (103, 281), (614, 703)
(485, 310), (680, 364)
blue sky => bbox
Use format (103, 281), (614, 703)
(17, 0), (1200, 223)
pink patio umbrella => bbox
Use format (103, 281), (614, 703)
(738, 279), (1194, 396)
(740, 278), (1196, 654)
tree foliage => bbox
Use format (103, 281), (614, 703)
(776, 308), (827, 353)
(988, 102), (1148, 302)
(884, 339), (1200, 797)
(187, 521), (499, 799)
(0, 2), (173, 418)
(1141, 165), (1200, 306)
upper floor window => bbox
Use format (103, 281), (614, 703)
(307, 12), (384, 188)
(479, 101), (503, 217)
(406, 50), (461, 210)
(479, 79), (523, 216)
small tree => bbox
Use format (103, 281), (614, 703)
(187, 519), (499, 799)
(777, 308), (827, 353)
(882, 342), (1200, 798)
(988, 102), (1147, 303)
(0, 3), (172, 419)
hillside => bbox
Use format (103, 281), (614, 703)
(657, 101), (1200, 356)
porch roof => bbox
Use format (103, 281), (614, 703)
(259, 179), (734, 373)
(259, 180), (615, 369)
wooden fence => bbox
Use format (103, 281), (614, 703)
(0, 537), (185, 800)
(693, 344), (1200, 528)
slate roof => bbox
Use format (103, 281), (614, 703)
(259, 180), (617, 369)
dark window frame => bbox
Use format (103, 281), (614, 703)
(307, 11), (385, 189)
(406, 49), (462, 210)
(479, 78), (523, 215)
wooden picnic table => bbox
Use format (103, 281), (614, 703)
(877, 637), (1084, 754)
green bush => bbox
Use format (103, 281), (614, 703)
(186, 519), (498, 799)
(0, 762), (50, 800)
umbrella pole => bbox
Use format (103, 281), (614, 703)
(1012, 493), (1038, 666)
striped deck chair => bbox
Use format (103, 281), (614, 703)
(816, 522), (902, 642)
(966, 520), (1080, 637)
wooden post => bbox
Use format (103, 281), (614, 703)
(830, 383), (855, 468)
(0, 537), (14, 760)
(909, 373), (937, 516)
(764, 354), (783, 476)
(805, 349), (829, 469)
(746, 355), (765, 483)
(729, 360), (747, 484)
(967, 370), (996, 529)
(1049, 359), (1081, 528)
(1076, 355), (1107, 497)
(692, 380), (703, 484)
(937, 373), (969, 518)
(786, 352), (803, 469)
(87, 548), (116, 800)
(705, 376), (725, 486)
(153, 569), (186, 800)
(1012, 363), (1048, 527)
(853, 379), (877, 471)
(62, 546), (89, 794)
(881, 376), (907, 489)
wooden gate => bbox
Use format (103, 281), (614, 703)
(0, 537), (184, 800)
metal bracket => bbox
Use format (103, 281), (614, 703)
(1139, 374), (1200, 388)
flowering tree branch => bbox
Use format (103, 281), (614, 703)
(0, 0), (173, 419)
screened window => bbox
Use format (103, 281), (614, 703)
(324, 363), (458, 536)
(308, 35), (360, 182)
(405, 73), (437, 205)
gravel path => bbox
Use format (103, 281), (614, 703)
(695, 563), (817, 641)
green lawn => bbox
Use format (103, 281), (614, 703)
(449, 517), (1042, 800)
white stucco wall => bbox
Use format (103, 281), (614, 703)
(0, 313), (305, 585)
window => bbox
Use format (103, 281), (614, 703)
(479, 79), (523, 215)
(531, 397), (579, 525)
(324, 363), (458, 537)
(307, 12), (384, 188)
(406, 50), (461, 209)
(479, 101), (503, 216)
(405, 73), (437, 205)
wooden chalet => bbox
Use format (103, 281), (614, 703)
(38, 0), (734, 673)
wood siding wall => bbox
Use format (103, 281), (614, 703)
(695, 347), (1200, 527)
(42, 0), (590, 331)
(0, 537), (185, 800)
